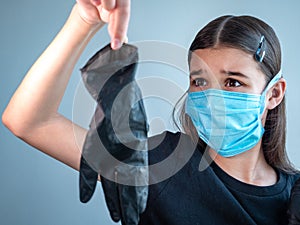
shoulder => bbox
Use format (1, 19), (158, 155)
(279, 170), (300, 193)
(288, 171), (300, 185)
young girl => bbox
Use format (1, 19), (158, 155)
(2, 0), (299, 224)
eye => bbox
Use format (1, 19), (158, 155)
(192, 77), (208, 87)
(224, 78), (243, 87)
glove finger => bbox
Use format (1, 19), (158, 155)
(101, 176), (121, 222)
(79, 156), (99, 203)
(119, 184), (148, 225)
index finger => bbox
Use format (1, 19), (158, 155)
(110, 0), (130, 49)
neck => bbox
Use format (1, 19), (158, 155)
(209, 141), (277, 186)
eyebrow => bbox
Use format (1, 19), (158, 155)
(222, 70), (249, 79)
(190, 69), (204, 76)
(189, 69), (250, 79)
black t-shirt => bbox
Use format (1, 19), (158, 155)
(139, 131), (300, 225)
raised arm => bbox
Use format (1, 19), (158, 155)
(2, 0), (130, 171)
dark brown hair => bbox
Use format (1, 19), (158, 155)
(174, 15), (297, 173)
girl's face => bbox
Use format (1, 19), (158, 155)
(189, 47), (266, 94)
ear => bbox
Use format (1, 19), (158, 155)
(265, 78), (286, 110)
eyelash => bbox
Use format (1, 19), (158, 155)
(191, 78), (243, 88)
(192, 78), (207, 87)
(224, 78), (243, 87)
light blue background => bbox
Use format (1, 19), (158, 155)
(1, 1), (300, 224)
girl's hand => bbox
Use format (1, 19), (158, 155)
(76, 0), (130, 49)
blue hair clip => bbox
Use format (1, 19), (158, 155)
(255, 35), (266, 63)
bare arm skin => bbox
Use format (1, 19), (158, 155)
(2, 0), (130, 171)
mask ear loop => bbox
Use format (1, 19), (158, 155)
(259, 70), (283, 114)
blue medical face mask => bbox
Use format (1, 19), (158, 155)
(185, 71), (282, 157)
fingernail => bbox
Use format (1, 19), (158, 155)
(123, 36), (128, 44)
(111, 39), (121, 50)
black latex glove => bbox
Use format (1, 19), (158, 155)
(287, 178), (300, 224)
(79, 43), (149, 225)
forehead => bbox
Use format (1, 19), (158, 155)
(189, 47), (264, 79)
